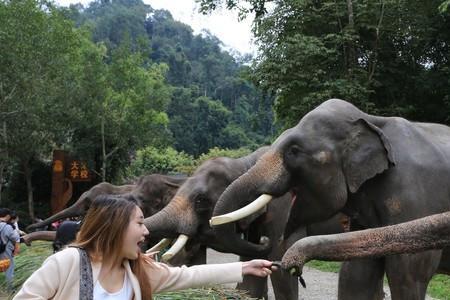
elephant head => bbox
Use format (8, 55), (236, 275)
(143, 147), (272, 260)
(128, 174), (186, 216)
(26, 174), (185, 232)
(281, 211), (450, 276)
(211, 99), (395, 254)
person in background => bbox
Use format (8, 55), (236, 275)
(7, 211), (21, 291)
(0, 208), (20, 292)
(14, 195), (275, 299)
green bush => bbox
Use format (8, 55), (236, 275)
(126, 146), (194, 178)
(126, 146), (254, 177)
(180, 147), (253, 175)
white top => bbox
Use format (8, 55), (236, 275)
(93, 272), (133, 300)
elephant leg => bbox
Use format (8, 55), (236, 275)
(236, 274), (268, 299)
(268, 237), (300, 300)
(187, 245), (207, 265)
(270, 269), (298, 300)
(338, 258), (384, 300)
(385, 250), (441, 300)
(237, 256), (268, 299)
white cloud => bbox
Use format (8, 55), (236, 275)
(149, 0), (255, 55)
(54, 0), (256, 55)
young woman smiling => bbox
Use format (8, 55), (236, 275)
(13, 195), (274, 300)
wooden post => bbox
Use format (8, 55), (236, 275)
(51, 150), (68, 214)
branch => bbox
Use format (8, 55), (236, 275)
(105, 146), (120, 160)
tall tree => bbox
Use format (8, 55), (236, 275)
(200, 0), (450, 128)
(0, 0), (88, 219)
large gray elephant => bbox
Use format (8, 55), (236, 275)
(211, 99), (450, 300)
(282, 211), (450, 274)
(143, 147), (350, 300)
(26, 174), (185, 232)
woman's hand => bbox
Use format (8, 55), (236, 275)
(242, 259), (275, 277)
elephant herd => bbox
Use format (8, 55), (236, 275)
(25, 99), (450, 300)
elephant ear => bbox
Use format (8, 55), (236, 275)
(343, 118), (395, 193)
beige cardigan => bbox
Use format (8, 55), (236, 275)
(13, 247), (243, 300)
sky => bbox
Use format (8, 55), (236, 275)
(54, 0), (256, 55)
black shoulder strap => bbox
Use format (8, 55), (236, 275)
(76, 247), (94, 300)
(0, 223), (7, 243)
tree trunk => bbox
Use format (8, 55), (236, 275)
(100, 117), (118, 182)
(0, 162), (4, 205)
(368, 2), (385, 83)
(23, 159), (35, 221)
(0, 121), (7, 205)
(101, 118), (106, 182)
(346, 0), (356, 77)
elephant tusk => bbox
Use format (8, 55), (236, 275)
(161, 234), (189, 262)
(209, 194), (273, 226)
(146, 238), (172, 253)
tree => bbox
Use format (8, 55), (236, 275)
(0, 0), (89, 219)
(71, 39), (172, 182)
(201, 0), (450, 128)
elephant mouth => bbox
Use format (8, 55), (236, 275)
(290, 189), (298, 205)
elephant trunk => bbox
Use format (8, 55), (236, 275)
(212, 151), (287, 256)
(144, 195), (197, 238)
(26, 202), (84, 232)
(22, 231), (57, 245)
(282, 211), (450, 275)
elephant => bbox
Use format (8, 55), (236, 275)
(23, 220), (80, 252)
(143, 147), (296, 299)
(26, 174), (186, 232)
(211, 99), (450, 300)
(281, 211), (450, 275)
(143, 147), (351, 300)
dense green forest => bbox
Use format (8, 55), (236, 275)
(0, 0), (274, 220)
(1, 0), (450, 222)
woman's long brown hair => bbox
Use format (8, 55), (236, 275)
(72, 195), (153, 299)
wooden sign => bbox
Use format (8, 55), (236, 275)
(51, 150), (92, 214)
(67, 160), (91, 182)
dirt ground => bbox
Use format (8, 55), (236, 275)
(207, 248), (436, 300)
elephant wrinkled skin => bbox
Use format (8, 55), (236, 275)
(212, 99), (450, 300)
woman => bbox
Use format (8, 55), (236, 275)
(13, 195), (274, 299)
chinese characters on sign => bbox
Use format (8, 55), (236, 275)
(68, 160), (90, 181)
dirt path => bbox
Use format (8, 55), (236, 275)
(207, 249), (436, 300)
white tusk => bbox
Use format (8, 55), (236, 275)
(146, 238), (172, 253)
(161, 234), (189, 262)
(209, 194), (273, 226)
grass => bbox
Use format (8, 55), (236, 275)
(427, 274), (450, 300)
(306, 260), (341, 273)
(154, 288), (256, 299)
(0, 241), (53, 299)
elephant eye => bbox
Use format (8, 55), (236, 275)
(289, 145), (302, 156)
(195, 196), (210, 212)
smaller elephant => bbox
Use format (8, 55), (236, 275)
(26, 174), (185, 232)
(281, 211), (450, 276)
(22, 220), (80, 252)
